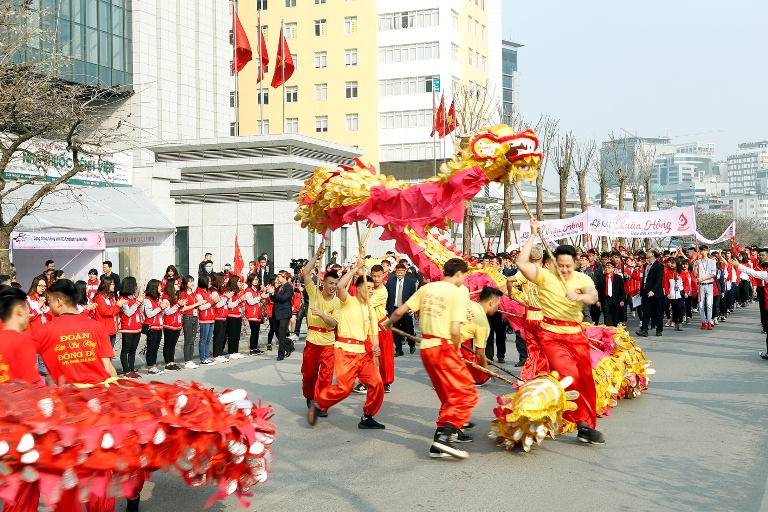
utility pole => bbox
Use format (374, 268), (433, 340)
(503, 181), (511, 249)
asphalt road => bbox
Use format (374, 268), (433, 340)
(109, 304), (768, 512)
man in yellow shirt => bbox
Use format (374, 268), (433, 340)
(309, 255), (385, 429)
(516, 218), (604, 445)
(301, 245), (340, 414)
(383, 258), (476, 460)
(354, 264), (394, 394)
(460, 287), (502, 388)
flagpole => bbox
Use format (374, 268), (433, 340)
(442, 91), (447, 164)
(258, 6), (263, 133)
(281, 19), (285, 135)
(233, 3), (239, 136)
(432, 88), (436, 176)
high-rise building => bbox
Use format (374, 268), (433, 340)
(727, 141), (768, 195)
(600, 135), (675, 190)
(236, 1), (501, 175)
(500, 40), (521, 124)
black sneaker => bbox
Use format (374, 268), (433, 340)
(358, 415), (385, 429)
(431, 425), (469, 459)
(306, 398), (312, 408)
(497, 358), (505, 364)
(456, 430), (473, 443)
(126, 497), (140, 512)
(384, 384), (391, 393)
(462, 421), (476, 431)
(318, 410), (328, 418)
(307, 400), (320, 426)
(577, 426), (605, 445)
(353, 383), (367, 394)
(166, 363), (181, 371)
(429, 445), (454, 459)
(267, 344), (272, 351)
(635, 330), (648, 337)
(759, 352), (768, 360)
(514, 360), (525, 367)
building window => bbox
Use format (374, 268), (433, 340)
(451, 43), (459, 62)
(315, 83), (328, 100)
(379, 109), (434, 129)
(378, 76), (436, 96)
(286, 86), (298, 102)
(257, 0), (268, 10)
(346, 114), (359, 131)
(344, 16), (357, 33)
(230, 91), (238, 107)
(468, 48), (472, 65)
(257, 120), (270, 134)
(340, 227), (348, 262)
(475, 20), (479, 37)
(475, 51), (480, 68)
(257, 90), (269, 104)
(314, 52), (327, 68)
(285, 23), (297, 39)
(452, 76), (460, 92)
(451, 10), (459, 29)
(378, 42), (440, 63)
(467, 16), (472, 32)
(380, 142), (445, 162)
(481, 25), (485, 40)
(481, 0), (485, 9)
(345, 81), (358, 98)
(315, 0), (326, 3)
(286, 118), (298, 133)
(345, 48), (358, 66)
(316, 116), (328, 133)
(285, 0), (296, 7)
(482, 55), (486, 72)
(262, 26), (269, 41)
(291, 54), (297, 69)
(377, 9), (439, 31)
(314, 19), (327, 36)
(230, 122), (238, 136)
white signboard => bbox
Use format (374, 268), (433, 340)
(471, 202), (487, 218)
(105, 232), (173, 247)
(587, 206), (696, 238)
(519, 211), (589, 245)
(4, 140), (132, 187)
(11, 231), (106, 250)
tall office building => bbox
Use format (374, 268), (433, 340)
(727, 141), (768, 195)
(500, 40), (521, 124)
(236, 0), (501, 174)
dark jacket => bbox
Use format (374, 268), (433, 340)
(101, 272), (120, 292)
(385, 275), (417, 316)
(640, 260), (664, 298)
(257, 266), (272, 286)
(600, 272), (626, 307)
(271, 282), (294, 320)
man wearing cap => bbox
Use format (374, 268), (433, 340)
(386, 263), (417, 356)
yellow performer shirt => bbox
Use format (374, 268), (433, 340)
(533, 268), (594, 334)
(460, 300), (490, 349)
(305, 282), (341, 347)
(406, 281), (468, 349)
(335, 295), (370, 354)
(513, 273), (543, 321)
(370, 287), (388, 323)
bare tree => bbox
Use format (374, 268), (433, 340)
(529, 115), (559, 220)
(590, 151), (611, 250)
(573, 139), (595, 212)
(453, 79), (503, 133)
(0, 1), (133, 273)
(553, 131), (576, 219)
(634, 142), (657, 250)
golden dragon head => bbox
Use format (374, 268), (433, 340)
(435, 125), (542, 184)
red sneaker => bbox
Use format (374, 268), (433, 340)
(707, 322), (713, 330)
(701, 323), (706, 330)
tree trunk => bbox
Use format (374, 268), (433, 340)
(617, 180), (626, 247)
(462, 206), (472, 257)
(0, 228), (11, 275)
(600, 178), (608, 251)
(503, 181), (511, 249)
(536, 177), (544, 220)
(577, 173), (588, 212)
(645, 178), (653, 250)
(559, 172), (568, 219)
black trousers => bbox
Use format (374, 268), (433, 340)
(641, 297), (663, 333)
(514, 332), (528, 362)
(277, 318), (291, 357)
(294, 304), (307, 335)
(589, 304), (601, 325)
(758, 288), (768, 330)
(226, 317), (242, 354)
(162, 328), (180, 365)
(738, 280), (750, 304)
(671, 297), (684, 324)
(120, 332), (141, 373)
(392, 314), (415, 352)
(212, 320), (227, 357)
(145, 329), (162, 367)
(485, 312), (507, 360)
(249, 321), (262, 350)
(603, 303), (620, 327)
(267, 317), (278, 346)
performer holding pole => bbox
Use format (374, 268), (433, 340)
(383, 258), (477, 460)
(308, 254), (385, 429)
(354, 263), (393, 393)
(516, 218), (604, 445)
(300, 242), (340, 413)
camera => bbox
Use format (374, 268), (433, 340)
(289, 259), (303, 273)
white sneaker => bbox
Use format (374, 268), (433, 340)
(214, 355), (229, 363)
(230, 353), (245, 360)
(289, 334), (299, 341)
(185, 361), (200, 369)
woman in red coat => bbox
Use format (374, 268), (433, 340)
(93, 276), (126, 349)
(161, 278), (186, 371)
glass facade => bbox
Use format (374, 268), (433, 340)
(501, 42), (519, 125)
(15, 0), (133, 89)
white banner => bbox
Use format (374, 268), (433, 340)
(519, 211), (589, 246)
(105, 232), (173, 247)
(695, 222), (735, 245)
(587, 206), (696, 238)
(11, 231), (105, 250)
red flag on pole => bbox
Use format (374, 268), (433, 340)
(256, 14), (269, 83)
(233, 235), (245, 278)
(431, 94), (446, 137)
(271, 26), (295, 88)
(445, 99), (459, 136)
(231, 13), (252, 73)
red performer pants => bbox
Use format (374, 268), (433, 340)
(377, 319), (395, 385)
(315, 342), (384, 416)
(537, 328), (597, 429)
(301, 341), (336, 401)
(421, 341), (479, 429)
(460, 341), (489, 385)
(520, 308), (549, 381)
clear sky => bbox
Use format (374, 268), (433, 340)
(502, 0), (768, 190)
